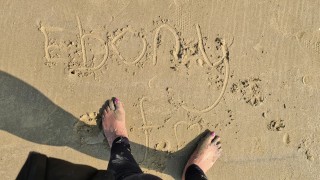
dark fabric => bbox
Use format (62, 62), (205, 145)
(17, 138), (206, 180)
(107, 136), (161, 180)
(124, 173), (162, 180)
(17, 152), (115, 180)
(17, 152), (47, 180)
(185, 164), (207, 180)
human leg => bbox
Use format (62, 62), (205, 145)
(102, 98), (161, 180)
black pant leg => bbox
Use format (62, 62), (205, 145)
(185, 164), (208, 180)
(107, 137), (143, 180)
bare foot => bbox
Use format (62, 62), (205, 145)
(182, 131), (222, 180)
(102, 97), (128, 147)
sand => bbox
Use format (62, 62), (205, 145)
(1, 0), (320, 179)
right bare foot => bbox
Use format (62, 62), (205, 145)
(102, 97), (128, 147)
(182, 131), (222, 179)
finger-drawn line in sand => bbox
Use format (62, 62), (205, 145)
(76, 16), (109, 71)
(111, 27), (147, 65)
(174, 121), (201, 150)
(138, 125), (161, 130)
(40, 16), (109, 71)
(196, 24), (225, 67)
(39, 26), (68, 62)
(152, 24), (180, 65)
(76, 16), (87, 66)
(78, 33), (109, 71)
(139, 97), (152, 163)
(148, 75), (158, 88)
(180, 25), (230, 113)
(181, 59), (229, 113)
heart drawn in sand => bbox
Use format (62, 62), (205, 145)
(174, 121), (201, 150)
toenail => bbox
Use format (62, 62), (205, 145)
(115, 98), (119, 104)
(211, 132), (215, 137)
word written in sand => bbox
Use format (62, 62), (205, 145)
(39, 16), (229, 73)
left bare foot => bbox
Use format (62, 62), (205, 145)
(102, 97), (128, 147)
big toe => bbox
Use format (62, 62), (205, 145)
(202, 131), (216, 145)
(113, 97), (124, 111)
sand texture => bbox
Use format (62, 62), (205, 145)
(1, 0), (320, 179)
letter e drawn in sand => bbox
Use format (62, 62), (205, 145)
(180, 24), (231, 114)
(40, 16), (109, 72)
(39, 25), (68, 63)
(111, 27), (147, 65)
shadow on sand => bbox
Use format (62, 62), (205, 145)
(0, 71), (207, 179)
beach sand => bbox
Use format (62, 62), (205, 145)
(1, 0), (320, 179)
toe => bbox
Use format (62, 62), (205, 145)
(199, 131), (216, 146)
(109, 99), (116, 111)
(216, 142), (221, 148)
(105, 105), (111, 113)
(113, 97), (124, 111)
(103, 109), (107, 115)
(212, 135), (220, 145)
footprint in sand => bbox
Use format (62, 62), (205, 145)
(302, 75), (320, 88)
(174, 121), (201, 150)
(73, 112), (105, 145)
(154, 141), (170, 151)
(230, 78), (265, 106)
(267, 119), (285, 131)
(297, 138), (316, 162)
(282, 133), (290, 145)
(296, 30), (320, 62)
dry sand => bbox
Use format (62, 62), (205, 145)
(1, 0), (320, 179)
